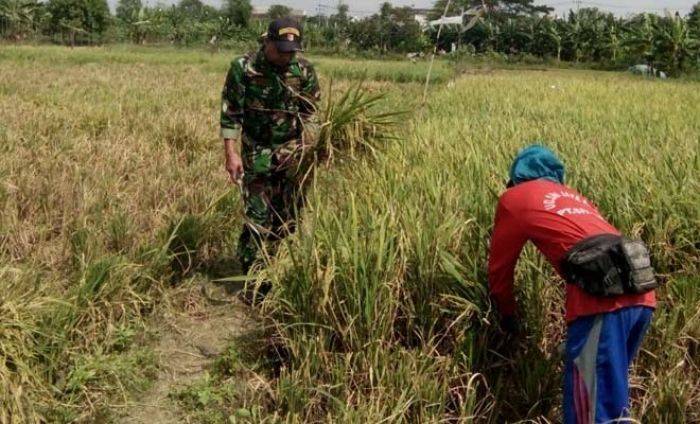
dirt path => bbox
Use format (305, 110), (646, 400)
(121, 278), (248, 423)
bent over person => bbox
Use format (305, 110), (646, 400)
(487, 145), (657, 423)
(220, 17), (320, 276)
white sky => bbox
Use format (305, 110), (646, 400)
(257, 1), (696, 17)
(112, 0), (697, 17)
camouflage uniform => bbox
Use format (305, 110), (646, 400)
(220, 49), (320, 273)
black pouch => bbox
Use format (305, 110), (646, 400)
(563, 234), (658, 297)
(620, 238), (658, 294)
(562, 234), (626, 297)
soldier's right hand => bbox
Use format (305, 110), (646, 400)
(225, 152), (244, 186)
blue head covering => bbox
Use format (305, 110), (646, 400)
(509, 144), (565, 186)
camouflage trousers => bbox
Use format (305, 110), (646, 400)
(236, 136), (311, 274)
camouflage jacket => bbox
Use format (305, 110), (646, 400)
(220, 50), (320, 147)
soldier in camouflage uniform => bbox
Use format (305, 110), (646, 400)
(220, 17), (320, 275)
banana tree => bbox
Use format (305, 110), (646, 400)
(653, 13), (699, 76)
(622, 13), (657, 68)
(498, 17), (532, 54)
(564, 14), (584, 62)
(477, 18), (500, 52)
(124, 7), (151, 43)
(601, 20), (621, 62)
(162, 6), (188, 44)
(201, 16), (234, 51)
(533, 17), (563, 61)
(0, 0), (42, 40)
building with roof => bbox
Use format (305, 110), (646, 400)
(409, 7), (433, 27)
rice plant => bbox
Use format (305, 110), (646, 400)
(253, 69), (700, 422)
(0, 45), (697, 423)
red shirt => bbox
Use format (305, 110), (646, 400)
(487, 179), (656, 322)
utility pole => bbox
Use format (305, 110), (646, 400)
(316, 1), (327, 26)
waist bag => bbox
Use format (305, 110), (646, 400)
(562, 234), (658, 297)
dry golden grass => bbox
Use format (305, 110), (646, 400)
(1, 45), (698, 423)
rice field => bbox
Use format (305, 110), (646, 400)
(0, 45), (698, 423)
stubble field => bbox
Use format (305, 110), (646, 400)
(0, 45), (698, 423)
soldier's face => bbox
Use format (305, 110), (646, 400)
(264, 40), (294, 67)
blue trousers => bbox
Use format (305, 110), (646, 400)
(564, 306), (653, 424)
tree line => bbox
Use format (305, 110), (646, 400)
(431, 1), (700, 76)
(1, 0), (699, 75)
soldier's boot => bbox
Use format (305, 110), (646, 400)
(236, 225), (258, 275)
